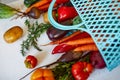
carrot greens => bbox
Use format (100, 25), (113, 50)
(52, 62), (75, 80)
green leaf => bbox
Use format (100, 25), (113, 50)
(0, 3), (17, 19)
(52, 62), (75, 80)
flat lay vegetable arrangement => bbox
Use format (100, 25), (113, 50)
(0, 0), (114, 80)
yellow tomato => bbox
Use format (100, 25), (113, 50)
(31, 68), (55, 80)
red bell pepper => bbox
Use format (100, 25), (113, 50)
(52, 44), (75, 54)
(72, 61), (93, 80)
(24, 55), (38, 69)
(57, 6), (78, 22)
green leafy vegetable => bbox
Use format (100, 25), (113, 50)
(0, 3), (18, 19)
(52, 62), (75, 80)
(51, 51), (90, 80)
(21, 20), (50, 56)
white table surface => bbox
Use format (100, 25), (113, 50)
(0, 0), (120, 80)
(0, 0), (18, 3)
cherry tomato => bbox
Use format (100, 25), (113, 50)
(24, 55), (37, 69)
(72, 61), (93, 80)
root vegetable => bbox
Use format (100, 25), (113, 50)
(46, 26), (69, 41)
(27, 7), (41, 19)
(44, 31), (90, 45)
(65, 37), (94, 45)
(3, 26), (23, 43)
(90, 51), (106, 69)
(25, 0), (52, 13)
(73, 43), (98, 52)
(43, 11), (57, 23)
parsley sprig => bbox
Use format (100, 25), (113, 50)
(52, 62), (75, 80)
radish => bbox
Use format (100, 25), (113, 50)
(90, 51), (106, 69)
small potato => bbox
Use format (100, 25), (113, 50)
(3, 26), (23, 43)
(43, 11), (57, 23)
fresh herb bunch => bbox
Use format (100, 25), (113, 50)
(52, 62), (75, 80)
(21, 20), (50, 56)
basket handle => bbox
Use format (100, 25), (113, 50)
(48, 0), (86, 31)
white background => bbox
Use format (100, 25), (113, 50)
(0, 0), (17, 4)
(0, 0), (120, 80)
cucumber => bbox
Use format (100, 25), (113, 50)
(0, 3), (17, 19)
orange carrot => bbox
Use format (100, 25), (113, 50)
(38, 3), (50, 11)
(25, 0), (51, 13)
(44, 31), (91, 46)
(73, 43), (98, 52)
(70, 31), (91, 41)
(43, 31), (81, 45)
(38, 3), (57, 12)
(65, 37), (94, 45)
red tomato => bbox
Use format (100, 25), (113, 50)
(24, 55), (38, 69)
(72, 62), (93, 80)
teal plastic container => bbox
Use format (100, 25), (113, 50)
(48, 0), (120, 71)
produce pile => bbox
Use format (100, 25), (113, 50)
(0, 0), (107, 80)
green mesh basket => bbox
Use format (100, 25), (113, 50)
(48, 0), (120, 71)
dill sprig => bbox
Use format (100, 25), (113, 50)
(21, 20), (50, 56)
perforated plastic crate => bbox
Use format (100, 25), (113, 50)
(48, 0), (120, 70)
